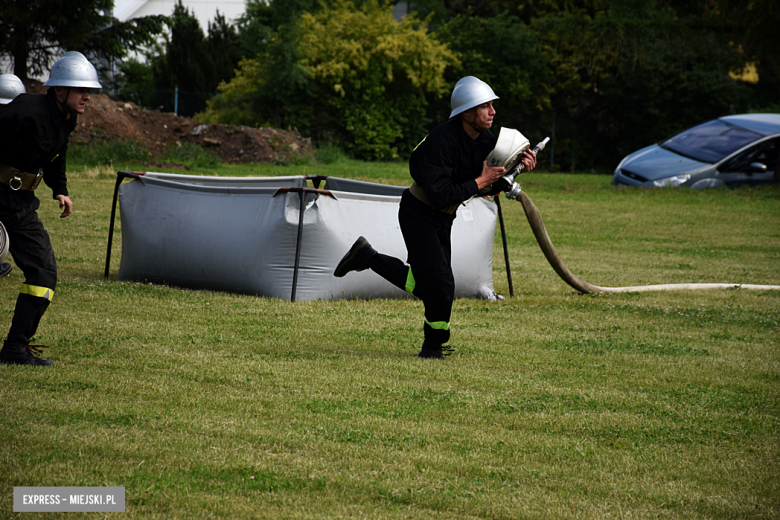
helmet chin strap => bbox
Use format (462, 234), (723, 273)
(54, 86), (73, 116)
(462, 111), (484, 133)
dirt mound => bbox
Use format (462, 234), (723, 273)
(69, 93), (314, 165)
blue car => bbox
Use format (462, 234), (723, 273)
(612, 114), (780, 189)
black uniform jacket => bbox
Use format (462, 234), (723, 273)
(0, 89), (75, 202)
(408, 117), (496, 216)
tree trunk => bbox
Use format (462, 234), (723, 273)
(13, 47), (30, 82)
(11, 0), (31, 82)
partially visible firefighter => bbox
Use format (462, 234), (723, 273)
(0, 74), (27, 279)
(334, 76), (537, 359)
(0, 52), (101, 366)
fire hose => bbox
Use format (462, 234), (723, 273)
(498, 137), (780, 294)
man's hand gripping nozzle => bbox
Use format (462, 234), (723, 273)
(503, 137), (550, 200)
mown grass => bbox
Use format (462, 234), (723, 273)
(0, 159), (778, 519)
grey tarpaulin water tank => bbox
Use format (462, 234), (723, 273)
(116, 173), (498, 301)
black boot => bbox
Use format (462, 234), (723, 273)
(0, 344), (52, 366)
(0, 263), (12, 278)
(417, 342), (453, 360)
(334, 236), (378, 277)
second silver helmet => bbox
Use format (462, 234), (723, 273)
(0, 74), (26, 104)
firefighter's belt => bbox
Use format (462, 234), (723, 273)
(0, 162), (43, 192)
(409, 182), (459, 215)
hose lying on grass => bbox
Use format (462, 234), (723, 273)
(517, 190), (780, 294)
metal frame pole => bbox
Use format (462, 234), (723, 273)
(274, 186), (334, 302)
(104, 171), (144, 279)
(495, 196), (514, 297)
(290, 190), (305, 302)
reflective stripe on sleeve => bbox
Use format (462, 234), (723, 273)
(405, 268), (416, 294)
(424, 318), (450, 330)
(412, 135), (427, 152)
(20, 284), (54, 301)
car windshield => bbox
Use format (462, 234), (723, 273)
(660, 120), (762, 163)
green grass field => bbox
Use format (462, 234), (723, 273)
(1, 157), (778, 518)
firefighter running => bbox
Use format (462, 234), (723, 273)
(334, 76), (537, 359)
(0, 73), (28, 279)
(0, 52), (101, 366)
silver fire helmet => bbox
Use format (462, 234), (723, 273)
(43, 51), (102, 89)
(449, 76), (498, 119)
(0, 221), (8, 263)
(0, 74), (26, 104)
(61, 51), (89, 61)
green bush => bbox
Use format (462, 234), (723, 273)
(69, 141), (151, 167)
(272, 156), (311, 167)
(162, 142), (220, 168)
(315, 143), (347, 165)
(68, 140), (220, 170)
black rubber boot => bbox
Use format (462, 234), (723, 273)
(0, 344), (52, 366)
(334, 236), (378, 277)
(417, 342), (452, 360)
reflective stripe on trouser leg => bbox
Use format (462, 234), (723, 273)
(397, 199), (455, 346)
(364, 256), (451, 343)
(424, 317), (449, 330)
(423, 316), (451, 345)
(367, 253), (411, 292)
(406, 267), (450, 341)
(0, 199), (58, 350)
(20, 284), (54, 301)
(412, 266), (454, 346)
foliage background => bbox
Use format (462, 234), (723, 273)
(2, 0), (779, 166)
(0, 0), (165, 80)
(199, 0), (779, 166)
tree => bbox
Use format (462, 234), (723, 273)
(148, 1), (243, 116)
(150, 1), (213, 116)
(298, 0), (458, 158)
(434, 13), (552, 138)
(489, 0), (606, 24)
(530, 0), (751, 167)
(207, 13), (243, 90)
(235, 0), (318, 56)
(200, 0), (314, 130)
(0, 0), (164, 81)
(202, 0), (458, 159)
(114, 58), (156, 108)
(713, 0), (780, 108)
(406, 0), (764, 169)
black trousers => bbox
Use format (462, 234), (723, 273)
(368, 190), (455, 346)
(0, 190), (57, 350)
